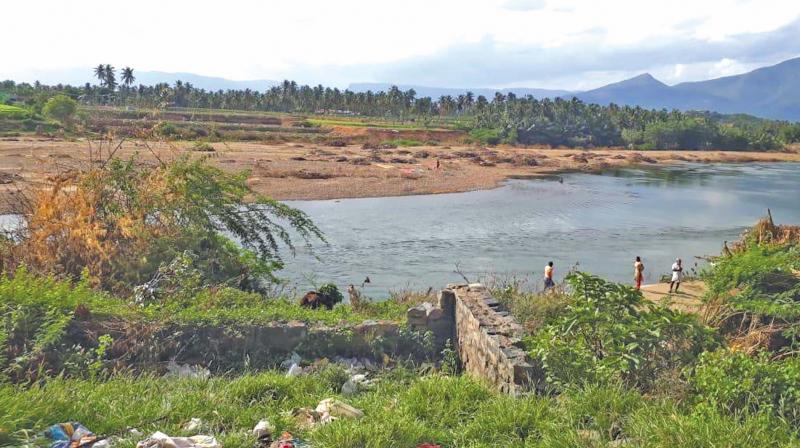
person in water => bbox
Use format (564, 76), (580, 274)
(544, 261), (555, 290)
(669, 258), (683, 293)
(634, 256), (644, 290)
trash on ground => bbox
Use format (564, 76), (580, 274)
(44, 422), (98, 448)
(285, 363), (303, 377)
(290, 408), (320, 430)
(315, 398), (364, 420)
(165, 360), (211, 379)
(417, 444), (442, 448)
(341, 373), (370, 396)
(252, 419), (274, 447)
(135, 431), (220, 448)
(268, 431), (309, 448)
(182, 418), (203, 432)
(280, 353), (301, 370)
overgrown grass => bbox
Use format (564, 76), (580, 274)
(1, 370), (796, 448)
(0, 269), (409, 326)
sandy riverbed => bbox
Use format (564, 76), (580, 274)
(0, 137), (797, 211)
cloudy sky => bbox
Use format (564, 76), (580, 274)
(3, 0), (800, 90)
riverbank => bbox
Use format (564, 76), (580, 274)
(0, 137), (797, 211)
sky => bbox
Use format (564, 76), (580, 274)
(3, 0), (800, 90)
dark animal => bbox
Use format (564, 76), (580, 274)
(299, 290), (336, 310)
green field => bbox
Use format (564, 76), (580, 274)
(0, 104), (30, 119)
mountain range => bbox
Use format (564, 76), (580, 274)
(348, 57), (800, 121)
(573, 57), (800, 121)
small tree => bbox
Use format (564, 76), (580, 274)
(42, 94), (77, 124)
(2, 150), (324, 294)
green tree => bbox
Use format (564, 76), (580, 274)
(121, 67), (135, 87)
(42, 94), (77, 123)
(103, 64), (116, 90)
(93, 64), (106, 86)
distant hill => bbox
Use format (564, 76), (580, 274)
(132, 71), (277, 91)
(672, 57), (800, 121)
(574, 57), (800, 121)
(347, 82), (571, 100)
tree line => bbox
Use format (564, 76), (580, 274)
(2, 65), (799, 150)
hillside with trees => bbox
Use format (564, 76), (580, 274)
(2, 66), (800, 151)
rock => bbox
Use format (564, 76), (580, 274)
(426, 307), (443, 321)
(407, 303), (432, 320)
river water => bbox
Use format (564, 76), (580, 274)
(279, 162), (800, 297)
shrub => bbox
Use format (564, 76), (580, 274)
(469, 127), (503, 145)
(42, 95), (77, 124)
(1, 153), (323, 294)
(190, 141), (215, 152)
(691, 350), (800, 426)
(527, 272), (717, 391)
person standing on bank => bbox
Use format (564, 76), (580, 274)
(544, 261), (555, 291)
(634, 256), (644, 290)
(669, 258), (683, 293)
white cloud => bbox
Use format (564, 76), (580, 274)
(2, 0), (799, 89)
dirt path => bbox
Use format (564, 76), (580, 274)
(0, 137), (797, 212)
(641, 280), (706, 313)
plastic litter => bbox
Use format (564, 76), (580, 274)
(290, 408), (320, 430)
(280, 352), (301, 370)
(135, 431), (220, 448)
(341, 374), (369, 396)
(288, 398), (363, 429)
(268, 432), (309, 448)
(44, 422), (98, 448)
(315, 398), (364, 420)
(417, 444), (442, 448)
(285, 363), (303, 377)
(182, 418), (203, 432)
(165, 360), (210, 380)
(252, 419), (274, 447)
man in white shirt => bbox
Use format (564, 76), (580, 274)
(669, 258), (683, 293)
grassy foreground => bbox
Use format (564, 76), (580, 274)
(1, 369), (797, 448)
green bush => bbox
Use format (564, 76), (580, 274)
(42, 95), (77, 123)
(527, 272), (717, 391)
(691, 350), (800, 426)
(469, 127), (503, 145)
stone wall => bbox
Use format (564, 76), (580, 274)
(71, 318), (431, 374)
(447, 283), (537, 395)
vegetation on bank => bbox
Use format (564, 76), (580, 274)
(2, 368), (798, 448)
(0, 123), (796, 445)
(4, 77), (800, 150)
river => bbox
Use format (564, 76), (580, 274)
(279, 162), (800, 297)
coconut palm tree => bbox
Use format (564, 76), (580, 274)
(94, 64), (106, 86)
(121, 67), (135, 87)
(104, 64), (117, 90)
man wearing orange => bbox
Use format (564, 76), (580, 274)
(634, 256), (644, 290)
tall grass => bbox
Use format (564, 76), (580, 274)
(1, 370), (796, 448)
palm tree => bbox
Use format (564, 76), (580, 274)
(121, 67), (135, 87)
(104, 64), (117, 90)
(94, 64), (106, 86)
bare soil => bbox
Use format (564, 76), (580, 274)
(0, 137), (798, 212)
